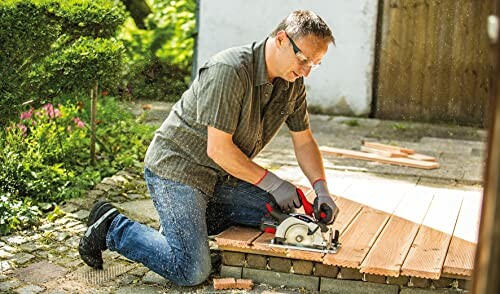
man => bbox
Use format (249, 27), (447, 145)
(79, 10), (339, 286)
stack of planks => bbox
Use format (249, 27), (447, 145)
(319, 141), (439, 170)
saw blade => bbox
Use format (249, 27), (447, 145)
(284, 223), (316, 247)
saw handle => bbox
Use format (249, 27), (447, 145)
(296, 188), (318, 217)
(265, 202), (290, 223)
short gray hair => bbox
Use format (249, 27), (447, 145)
(270, 10), (335, 46)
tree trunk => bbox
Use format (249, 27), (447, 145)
(120, 0), (152, 29)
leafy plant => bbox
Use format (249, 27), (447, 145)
(0, 98), (155, 235)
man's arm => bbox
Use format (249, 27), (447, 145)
(289, 128), (325, 184)
(290, 128), (339, 224)
(207, 126), (302, 212)
(206, 126), (265, 184)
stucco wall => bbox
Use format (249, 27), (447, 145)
(195, 0), (379, 116)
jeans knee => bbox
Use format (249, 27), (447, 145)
(176, 260), (211, 286)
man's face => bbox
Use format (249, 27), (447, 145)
(276, 31), (330, 82)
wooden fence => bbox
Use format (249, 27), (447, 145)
(374, 0), (492, 126)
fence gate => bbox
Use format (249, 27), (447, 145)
(374, 0), (492, 126)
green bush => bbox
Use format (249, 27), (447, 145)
(118, 0), (196, 101)
(0, 98), (155, 235)
(0, 0), (126, 125)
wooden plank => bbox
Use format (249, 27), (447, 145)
(360, 185), (435, 277)
(249, 232), (287, 258)
(323, 207), (390, 268)
(442, 190), (482, 277)
(360, 146), (408, 158)
(216, 226), (262, 249)
(362, 141), (416, 155)
(320, 146), (439, 170)
(408, 153), (437, 162)
(400, 188), (464, 279)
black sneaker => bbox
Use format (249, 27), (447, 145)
(78, 200), (119, 269)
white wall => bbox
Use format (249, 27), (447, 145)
(196, 0), (379, 116)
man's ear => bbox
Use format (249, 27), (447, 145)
(275, 31), (286, 48)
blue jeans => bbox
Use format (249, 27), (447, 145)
(106, 168), (270, 286)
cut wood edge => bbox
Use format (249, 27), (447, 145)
(359, 266), (401, 277)
(408, 153), (437, 162)
(399, 269), (441, 280)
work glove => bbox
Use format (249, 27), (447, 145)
(256, 170), (301, 212)
(313, 179), (339, 225)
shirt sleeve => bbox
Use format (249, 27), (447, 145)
(286, 82), (310, 132)
(195, 63), (245, 134)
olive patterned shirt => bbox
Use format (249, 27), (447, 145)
(144, 39), (310, 196)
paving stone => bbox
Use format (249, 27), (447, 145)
(220, 265), (242, 279)
(73, 210), (90, 221)
(400, 288), (463, 294)
(0, 274), (6, 281)
(320, 277), (399, 294)
(3, 245), (19, 253)
(54, 232), (69, 242)
(222, 252), (246, 267)
(268, 257), (292, 273)
(409, 277), (431, 288)
(115, 200), (159, 224)
(128, 266), (149, 277)
(242, 267), (319, 291)
(3, 235), (29, 245)
(18, 244), (40, 254)
(0, 279), (22, 291)
(339, 267), (363, 280)
(14, 261), (69, 284)
(124, 193), (143, 200)
(0, 260), (14, 272)
(115, 285), (164, 294)
(246, 254), (267, 269)
(14, 284), (46, 294)
(142, 271), (168, 285)
(0, 250), (14, 259)
(87, 189), (105, 198)
(12, 253), (35, 265)
(364, 273), (387, 284)
(60, 203), (80, 213)
(95, 183), (113, 192)
(314, 263), (339, 278)
(432, 277), (455, 289)
(292, 260), (313, 275)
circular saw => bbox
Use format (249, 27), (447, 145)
(260, 189), (341, 254)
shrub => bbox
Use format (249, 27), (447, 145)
(0, 98), (155, 234)
(118, 0), (196, 101)
(0, 0), (126, 125)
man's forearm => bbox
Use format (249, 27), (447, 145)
(208, 139), (266, 184)
(292, 131), (326, 184)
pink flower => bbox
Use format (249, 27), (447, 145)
(20, 109), (33, 120)
(17, 123), (27, 136)
(73, 117), (85, 128)
(42, 103), (61, 119)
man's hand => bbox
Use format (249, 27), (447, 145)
(256, 170), (301, 212)
(313, 179), (339, 225)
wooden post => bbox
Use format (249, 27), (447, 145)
(473, 2), (500, 292)
(90, 81), (98, 165)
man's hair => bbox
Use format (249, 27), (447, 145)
(270, 10), (335, 46)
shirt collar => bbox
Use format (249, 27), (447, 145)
(253, 38), (290, 90)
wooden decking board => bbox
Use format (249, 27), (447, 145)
(216, 226), (263, 249)
(360, 186), (435, 277)
(249, 233), (288, 258)
(320, 146), (439, 169)
(400, 188), (464, 279)
(323, 207), (390, 268)
(443, 191), (482, 277)
(362, 141), (416, 155)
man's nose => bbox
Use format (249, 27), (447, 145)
(299, 65), (312, 77)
